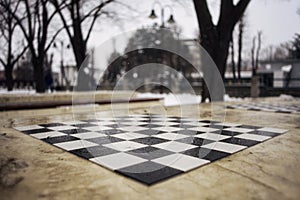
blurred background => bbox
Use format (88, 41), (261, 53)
(0, 0), (299, 104)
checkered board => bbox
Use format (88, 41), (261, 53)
(14, 115), (288, 185)
(227, 103), (300, 114)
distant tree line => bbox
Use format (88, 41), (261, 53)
(0, 0), (116, 92)
(100, 27), (195, 91)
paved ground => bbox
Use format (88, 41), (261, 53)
(0, 96), (299, 200)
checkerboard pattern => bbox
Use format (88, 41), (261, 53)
(14, 115), (288, 185)
(227, 103), (300, 114)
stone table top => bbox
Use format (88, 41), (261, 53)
(0, 97), (299, 200)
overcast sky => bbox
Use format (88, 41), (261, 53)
(56, 0), (300, 69)
(88, 0), (300, 50)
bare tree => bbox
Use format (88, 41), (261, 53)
(0, 0), (28, 91)
(251, 31), (262, 75)
(229, 37), (236, 80)
(0, 0), (64, 93)
(255, 31), (262, 71)
(237, 15), (245, 80)
(51, 0), (115, 70)
(251, 36), (256, 75)
(193, 0), (251, 102)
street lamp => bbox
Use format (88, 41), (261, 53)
(148, 2), (175, 28)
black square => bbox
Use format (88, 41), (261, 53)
(60, 128), (90, 134)
(275, 110), (292, 114)
(139, 124), (161, 128)
(117, 161), (183, 185)
(23, 128), (52, 134)
(183, 147), (230, 162)
(221, 137), (259, 147)
(249, 108), (261, 111)
(247, 130), (279, 137)
(176, 130), (200, 136)
(237, 125), (262, 129)
(176, 137), (215, 146)
(140, 119), (151, 123)
(136, 129), (165, 135)
(70, 146), (118, 159)
(42, 135), (79, 144)
(71, 123), (98, 128)
(199, 120), (218, 124)
(211, 130), (242, 137)
(132, 137), (169, 145)
(86, 136), (124, 145)
(128, 146), (173, 160)
(202, 125), (231, 129)
(39, 123), (65, 127)
(98, 129), (123, 135)
(171, 124), (194, 129)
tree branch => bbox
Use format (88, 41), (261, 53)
(44, 25), (66, 52)
(12, 46), (28, 66)
(233, 0), (251, 24)
(193, 0), (215, 36)
(51, 0), (73, 42)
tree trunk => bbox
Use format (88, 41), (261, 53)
(5, 66), (13, 91)
(72, 40), (86, 70)
(251, 37), (256, 75)
(193, 0), (251, 102)
(32, 58), (45, 93)
(230, 40), (236, 80)
(237, 16), (244, 80)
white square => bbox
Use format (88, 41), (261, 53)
(201, 142), (246, 154)
(103, 141), (147, 151)
(95, 121), (118, 126)
(153, 154), (210, 172)
(151, 117), (178, 121)
(30, 131), (66, 139)
(72, 132), (107, 139)
(194, 133), (231, 141)
(153, 126), (183, 132)
(128, 114), (149, 118)
(257, 127), (288, 134)
(234, 133), (271, 142)
(54, 140), (98, 151)
(224, 127), (253, 133)
(189, 127), (219, 133)
(61, 121), (88, 125)
(84, 126), (113, 132)
(15, 125), (45, 131)
(214, 122), (242, 127)
(120, 121), (148, 126)
(180, 118), (199, 122)
(47, 125), (76, 131)
(126, 117), (148, 121)
(153, 141), (197, 152)
(154, 133), (189, 140)
(119, 126), (148, 132)
(90, 152), (147, 170)
(113, 133), (148, 140)
(184, 122), (210, 126)
(151, 122), (180, 126)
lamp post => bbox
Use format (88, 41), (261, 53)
(148, 2), (175, 28)
(148, 2), (176, 93)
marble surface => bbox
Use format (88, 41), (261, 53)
(0, 97), (299, 199)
